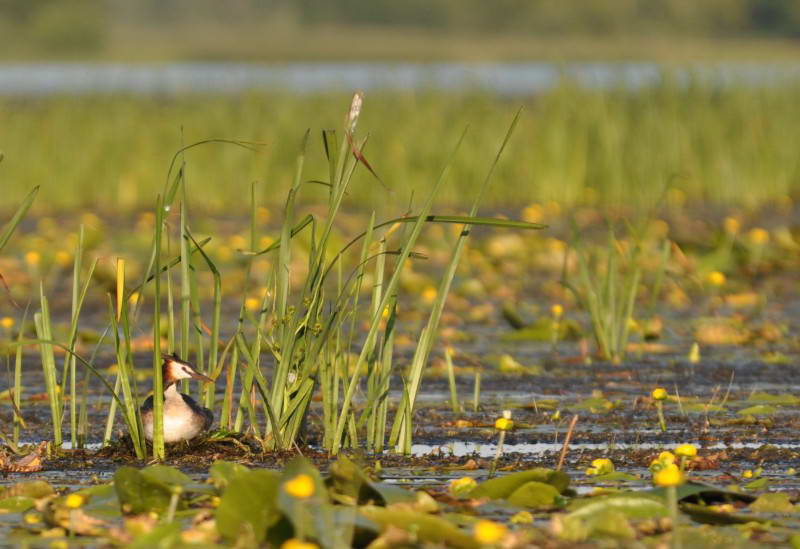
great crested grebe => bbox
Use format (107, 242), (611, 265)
(141, 354), (214, 443)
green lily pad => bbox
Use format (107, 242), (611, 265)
(75, 484), (121, 519)
(747, 393), (800, 406)
(360, 506), (480, 549)
(743, 478), (769, 491)
(0, 496), (35, 513)
(506, 481), (560, 508)
(140, 465), (191, 490)
(750, 493), (796, 513)
(681, 503), (764, 525)
(591, 472), (640, 483)
(556, 508), (636, 541)
(737, 405), (778, 416)
(500, 317), (581, 342)
(568, 494), (668, 520)
(570, 397), (619, 413)
(646, 481), (756, 504)
(210, 460), (250, 489)
(129, 522), (182, 549)
(114, 466), (173, 514)
(216, 469), (281, 544)
(683, 403), (727, 413)
(328, 456), (414, 506)
(277, 457), (332, 547)
(471, 469), (570, 500)
(0, 480), (54, 499)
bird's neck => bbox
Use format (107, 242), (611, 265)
(164, 382), (179, 398)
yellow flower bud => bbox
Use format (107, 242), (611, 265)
(283, 474), (315, 499)
(24, 251), (41, 267)
(723, 217), (740, 235)
(674, 444), (697, 458)
(449, 476), (478, 497)
(658, 451), (676, 464)
(245, 297), (260, 312)
(0, 317), (15, 329)
(54, 251), (72, 268)
(421, 286), (437, 304)
(550, 304), (563, 318)
(651, 388), (668, 401)
(494, 417), (514, 431)
(653, 463), (684, 487)
(281, 540), (319, 549)
(748, 228), (769, 245)
(706, 271), (726, 287)
(589, 458), (615, 475)
(64, 493), (84, 509)
(473, 520), (507, 544)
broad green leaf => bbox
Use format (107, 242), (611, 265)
(0, 496), (34, 513)
(747, 393), (800, 406)
(743, 478), (769, 491)
(360, 506), (480, 549)
(471, 469), (569, 499)
(567, 494), (667, 520)
(210, 460), (250, 489)
(140, 465), (192, 489)
(737, 405), (778, 416)
(506, 481), (560, 508)
(216, 470), (281, 544)
(278, 457), (332, 547)
(591, 472), (640, 483)
(0, 480), (54, 499)
(556, 508), (636, 541)
(750, 493), (796, 513)
(646, 481), (756, 504)
(129, 522), (182, 549)
(681, 503), (765, 525)
(683, 403), (727, 413)
(113, 466), (172, 514)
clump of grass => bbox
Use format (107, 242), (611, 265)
(563, 226), (642, 364)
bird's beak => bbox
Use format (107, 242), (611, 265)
(190, 371), (214, 383)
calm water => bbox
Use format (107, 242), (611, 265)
(2, 62), (800, 95)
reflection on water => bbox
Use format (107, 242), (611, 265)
(1, 62), (800, 95)
(406, 440), (800, 458)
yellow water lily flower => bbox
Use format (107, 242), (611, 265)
(651, 387), (668, 401)
(284, 474), (315, 499)
(586, 458), (614, 475)
(473, 519), (507, 544)
(494, 417), (514, 431)
(706, 271), (726, 287)
(449, 476), (477, 496)
(653, 463), (684, 487)
(748, 228), (769, 245)
(649, 451), (676, 472)
(674, 444), (697, 458)
(64, 494), (84, 509)
(281, 540), (319, 549)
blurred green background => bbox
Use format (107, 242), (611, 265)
(1, 1), (800, 215)
(2, 0), (800, 60)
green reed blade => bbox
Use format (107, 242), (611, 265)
(151, 194), (165, 459)
(0, 185), (38, 253)
(34, 285), (61, 447)
(332, 127), (469, 454)
(392, 108), (524, 452)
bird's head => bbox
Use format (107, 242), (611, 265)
(162, 354), (213, 385)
